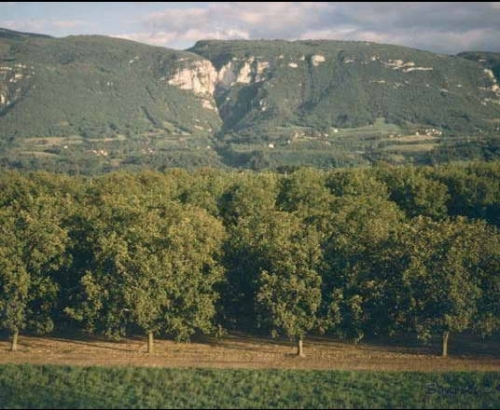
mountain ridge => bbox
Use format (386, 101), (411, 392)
(1, 28), (499, 172)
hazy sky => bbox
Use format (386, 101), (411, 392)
(1, 2), (500, 54)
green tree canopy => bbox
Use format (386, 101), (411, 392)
(0, 195), (68, 350)
(65, 191), (226, 351)
(398, 216), (488, 356)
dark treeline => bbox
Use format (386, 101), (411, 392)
(1, 162), (500, 357)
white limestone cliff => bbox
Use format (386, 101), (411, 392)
(166, 56), (272, 110)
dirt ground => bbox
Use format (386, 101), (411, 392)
(1, 331), (500, 372)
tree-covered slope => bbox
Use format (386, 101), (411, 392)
(458, 51), (500, 81)
(189, 40), (500, 138)
(0, 29), (222, 139)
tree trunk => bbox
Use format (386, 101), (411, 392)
(442, 331), (449, 357)
(147, 331), (154, 355)
(297, 337), (305, 357)
(11, 328), (19, 352)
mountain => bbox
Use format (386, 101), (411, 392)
(1, 29), (499, 172)
(190, 40), (500, 135)
(0, 28), (221, 138)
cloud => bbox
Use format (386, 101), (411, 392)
(129, 2), (500, 53)
(114, 27), (249, 49)
(138, 2), (331, 48)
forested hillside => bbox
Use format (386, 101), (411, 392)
(1, 162), (499, 356)
(190, 40), (500, 136)
(0, 29), (221, 138)
(1, 29), (500, 172)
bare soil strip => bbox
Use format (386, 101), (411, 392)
(1, 332), (500, 372)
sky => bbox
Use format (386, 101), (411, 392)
(1, 2), (500, 54)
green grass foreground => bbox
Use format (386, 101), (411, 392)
(0, 365), (499, 409)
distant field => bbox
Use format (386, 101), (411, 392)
(0, 364), (498, 408)
(385, 134), (439, 143)
(18, 151), (59, 157)
(23, 137), (84, 145)
(22, 135), (128, 146)
(228, 118), (436, 160)
(330, 117), (403, 138)
(382, 143), (438, 152)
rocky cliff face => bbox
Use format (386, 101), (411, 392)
(167, 59), (217, 96)
(167, 59), (218, 112)
(165, 52), (328, 97)
(0, 63), (33, 109)
(165, 55), (273, 113)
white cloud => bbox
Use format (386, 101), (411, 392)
(122, 2), (498, 52)
(139, 2), (334, 48)
(113, 27), (249, 49)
